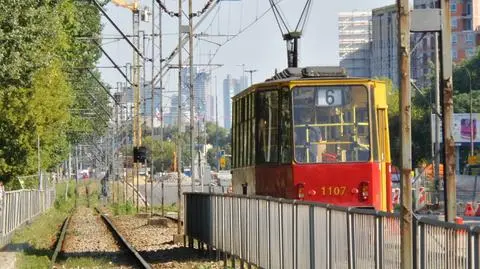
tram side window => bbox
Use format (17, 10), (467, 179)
(232, 100), (238, 168)
(244, 97), (249, 166)
(250, 94), (255, 165)
(280, 88), (292, 163)
(233, 96), (255, 168)
(238, 99), (243, 167)
(256, 90), (279, 164)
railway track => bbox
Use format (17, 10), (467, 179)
(49, 180), (221, 268)
(96, 207), (152, 269)
(50, 206), (152, 269)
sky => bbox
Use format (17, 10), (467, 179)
(98, 0), (395, 121)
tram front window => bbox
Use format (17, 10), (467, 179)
(293, 85), (370, 163)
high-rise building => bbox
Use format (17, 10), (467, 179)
(412, 0), (480, 88)
(222, 75), (244, 129)
(223, 75), (233, 129)
(194, 71), (210, 119)
(338, 11), (372, 77)
(175, 67), (211, 124)
(120, 83), (163, 127)
(371, 5), (399, 88)
(451, 0), (478, 61)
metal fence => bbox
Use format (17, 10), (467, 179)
(0, 188), (56, 248)
(185, 193), (480, 269)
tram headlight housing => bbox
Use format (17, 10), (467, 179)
(296, 183), (305, 200)
(359, 181), (369, 201)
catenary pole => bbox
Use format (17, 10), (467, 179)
(440, 0), (456, 223)
(434, 33), (441, 205)
(176, 0), (183, 235)
(150, 0), (156, 215)
(397, 0), (413, 268)
(189, 0), (195, 192)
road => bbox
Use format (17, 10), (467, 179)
(136, 182), (229, 206)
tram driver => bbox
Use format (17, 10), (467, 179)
(294, 107), (326, 163)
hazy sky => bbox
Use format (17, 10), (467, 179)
(98, 0), (395, 121)
(99, 0), (395, 84)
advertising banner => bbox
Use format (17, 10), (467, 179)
(431, 113), (480, 143)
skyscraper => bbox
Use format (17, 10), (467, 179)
(223, 75), (233, 129)
(371, 5), (399, 88)
(412, 0), (480, 88)
(222, 75), (244, 129)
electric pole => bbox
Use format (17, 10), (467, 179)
(177, 0), (183, 235)
(150, 0), (156, 215)
(132, 5), (141, 212)
(245, 69), (257, 85)
(189, 0), (195, 192)
(440, 0), (456, 223)
(398, 0), (413, 268)
(158, 0), (165, 217)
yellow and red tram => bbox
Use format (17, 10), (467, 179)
(231, 66), (392, 211)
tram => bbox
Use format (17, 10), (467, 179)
(231, 66), (392, 211)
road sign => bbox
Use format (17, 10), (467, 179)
(220, 157), (226, 168)
(468, 155), (478, 165)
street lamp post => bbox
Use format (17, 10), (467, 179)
(245, 69), (258, 85)
(464, 67), (474, 156)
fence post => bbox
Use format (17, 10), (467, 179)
(327, 206), (331, 269)
(1, 193), (5, 235)
(376, 215), (383, 269)
(413, 215), (418, 269)
(474, 228), (479, 269)
(15, 192), (19, 228)
(309, 205), (315, 269)
(419, 221), (425, 269)
(347, 209), (354, 269)
(267, 199), (271, 269)
(468, 228), (474, 269)
(5, 194), (9, 234)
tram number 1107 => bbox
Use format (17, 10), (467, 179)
(320, 186), (347, 196)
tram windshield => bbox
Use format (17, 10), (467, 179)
(293, 85), (370, 163)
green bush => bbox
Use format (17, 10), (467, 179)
(111, 201), (135, 215)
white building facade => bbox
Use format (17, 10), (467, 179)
(338, 11), (372, 77)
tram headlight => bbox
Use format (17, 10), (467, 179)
(359, 181), (369, 201)
(296, 183), (305, 200)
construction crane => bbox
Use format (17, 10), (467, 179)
(111, 0), (144, 211)
(111, 0), (139, 11)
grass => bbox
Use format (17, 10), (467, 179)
(62, 257), (114, 268)
(109, 202), (179, 216)
(110, 201), (135, 215)
(11, 180), (75, 269)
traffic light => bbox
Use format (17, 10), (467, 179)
(133, 146), (147, 163)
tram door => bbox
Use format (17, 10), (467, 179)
(376, 106), (392, 211)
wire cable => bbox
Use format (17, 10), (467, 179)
(295, 0), (312, 32)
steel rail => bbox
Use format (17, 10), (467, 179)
(95, 208), (152, 269)
(49, 216), (71, 269)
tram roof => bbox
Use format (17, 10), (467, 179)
(233, 66), (384, 100)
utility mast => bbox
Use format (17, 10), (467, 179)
(111, 0), (148, 210)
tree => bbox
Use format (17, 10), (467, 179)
(205, 122), (230, 146)
(382, 76), (431, 166)
(0, 0), (105, 185)
(452, 51), (480, 113)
